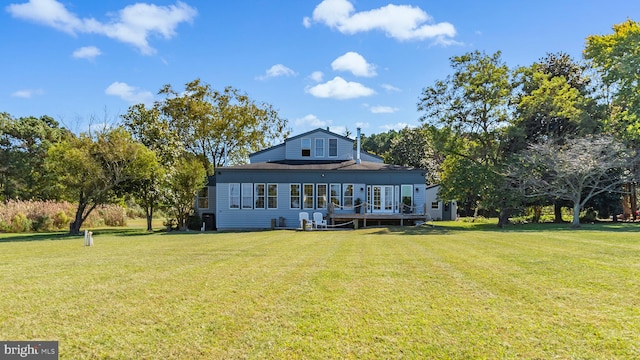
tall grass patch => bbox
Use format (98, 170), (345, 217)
(0, 200), (127, 232)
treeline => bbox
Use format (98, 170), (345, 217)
(360, 20), (640, 228)
(2, 20), (638, 231)
(1, 80), (288, 234)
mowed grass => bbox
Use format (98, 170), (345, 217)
(1, 223), (640, 359)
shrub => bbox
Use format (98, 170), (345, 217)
(10, 213), (32, 233)
(53, 211), (70, 230)
(32, 216), (55, 232)
(99, 205), (127, 227)
(187, 214), (202, 231)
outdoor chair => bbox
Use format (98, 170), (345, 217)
(312, 212), (327, 229)
(299, 212), (312, 230)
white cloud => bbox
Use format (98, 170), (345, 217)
(331, 51), (376, 77)
(381, 122), (415, 131)
(256, 64), (296, 80)
(11, 88), (43, 98)
(309, 71), (324, 82)
(302, 16), (312, 28)
(6, 0), (197, 55)
(306, 76), (375, 100)
(295, 114), (329, 127)
(370, 105), (399, 114)
(105, 82), (153, 104)
(305, 0), (456, 43)
(72, 46), (101, 60)
(381, 83), (401, 92)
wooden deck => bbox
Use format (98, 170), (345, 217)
(328, 213), (428, 227)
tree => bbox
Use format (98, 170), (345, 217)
(158, 79), (289, 175)
(360, 130), (398, 157)
(509, 53), (603, 222)
(585, 20), (640, 219)
(163, 157), (206, 231)
(0, 114), (70, 201)
(418, 50), (514, 225)
(46, 127), (158, 234)
(585, 19), (640, 141)
(514, 136), (635, 228)
(385, 126), (443, 183)
(122, 103), (181, 231)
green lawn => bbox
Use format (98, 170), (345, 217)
(1, 223), (640, 359)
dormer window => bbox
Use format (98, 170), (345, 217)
(329, 138), (337, 157)
(301, 138), (311, 157)
(315, 139), (325, 157)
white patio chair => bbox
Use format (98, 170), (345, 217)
(312, 212), (327, 229)
(299, 212), (311, 230)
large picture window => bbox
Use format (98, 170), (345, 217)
(303, 184), (314, 209)
(317, 184), (327, 209)
(229, 183), (240, 209)
(254, 184), (265, 209)
(290, 184), (301, 209)
(267, 184), (278, 209)
(242, 183), (253, 209)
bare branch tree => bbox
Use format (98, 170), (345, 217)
(513, 135), (636, 227)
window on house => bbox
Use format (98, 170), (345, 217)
(254, 184), (265, 209)
(267, 184), (278, 209)
(290, 184), (301, 209)
(317, 184), (327, 209)
(242, 183), (253, 209)
(315, 138), (325, 157)
(229, 183), (240, 209)
(329, 139), (338, 157)
(197, 187), (209, 209)
(431, 201), (440, 209)
(301, 138), (311, 157)
(401, 185), (413, 212)
(330, 184), (341, 207)
(343, 184), (353, 209)
(303, 183), (314, 209)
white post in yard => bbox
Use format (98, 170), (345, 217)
(84, 230), (93, 246)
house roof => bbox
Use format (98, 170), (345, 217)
(249, 127), (383, 162)
(220, 160), (425, 172)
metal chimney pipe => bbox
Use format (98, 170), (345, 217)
(356, 127), (361, 164)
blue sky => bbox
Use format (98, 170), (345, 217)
(2, 0), (639, 137)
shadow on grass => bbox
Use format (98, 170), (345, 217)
(0, 232), (76, 243)
(0, 227), (165, 243)
(371, 221), (640, 236)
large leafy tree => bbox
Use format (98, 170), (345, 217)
(0, 113), (70, 200)
(46, 127), (158, 234)
(158, 79), (289, 175)
(385, 126), (443, 184)
(360, 130), (399, 157)
(509, 53), (602, 222)
(122, 104), (181, 231)
(585, 20), (640, 219)
(418, 50), (514, 225)
(585, 19), (640, 141)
